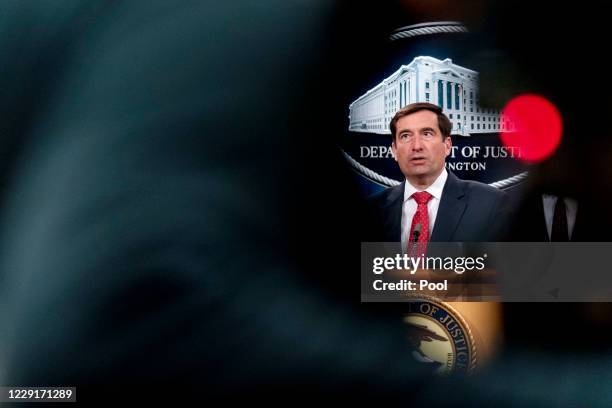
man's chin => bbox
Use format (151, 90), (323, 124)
(405, 168), (429, 177)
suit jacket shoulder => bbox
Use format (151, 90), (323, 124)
(363, 182), (404, 242)
(431, 172), (510, 242)
(364, 172), (511, 243)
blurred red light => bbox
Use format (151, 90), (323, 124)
(501, 94), (563, 163)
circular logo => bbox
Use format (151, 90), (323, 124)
(403, 296), (476, 374)
(341, 22), (528, 195)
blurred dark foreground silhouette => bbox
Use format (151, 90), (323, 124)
(1, 1), (612, 406)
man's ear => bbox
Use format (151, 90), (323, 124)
(444, 136), (452, 158)
(391, 141), (397, 161)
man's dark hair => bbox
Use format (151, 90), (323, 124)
(389, 102), (452, 142)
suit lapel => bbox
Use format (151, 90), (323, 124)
(529, 192), (555, 241)
(381, 181), (404, 242)
(430, 172), (467, 241)
(535, 195), (550, 241)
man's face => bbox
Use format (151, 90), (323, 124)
(391, 110), (452, 185)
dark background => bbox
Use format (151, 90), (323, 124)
(1, 0), (612, 405)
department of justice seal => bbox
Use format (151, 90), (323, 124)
(403, 295), (476, 375)
(342, 21), (529, 195)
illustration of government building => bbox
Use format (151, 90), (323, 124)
(348, 56), (514, 136)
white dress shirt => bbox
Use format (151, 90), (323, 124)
(401, 169), (448, 253)
(542, 194), (578, 240)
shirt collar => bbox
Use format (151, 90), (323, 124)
(403, 168), (448, 202)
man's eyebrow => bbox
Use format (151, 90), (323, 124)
(420, 127), (436, 133)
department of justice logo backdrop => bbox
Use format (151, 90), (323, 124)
(403, 296), (476, 375)
(341, 22), (528, 196)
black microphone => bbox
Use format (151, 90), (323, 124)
(412, 223), (421, 253)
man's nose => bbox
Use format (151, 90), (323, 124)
(411, 135), (424, 151)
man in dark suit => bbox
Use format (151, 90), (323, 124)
(507, 147), (604, 243)
(4, 1), (612, 406)
(366, 103), (510, 251)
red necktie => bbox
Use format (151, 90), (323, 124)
(408, 191), (433, 257)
